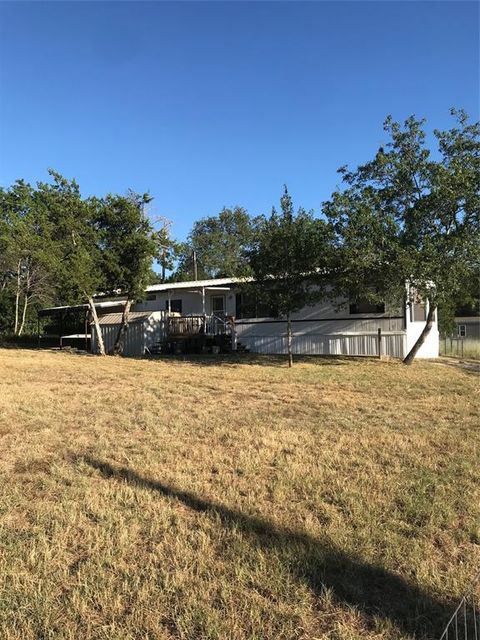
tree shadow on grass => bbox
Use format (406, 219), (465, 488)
(77, 456), (464, 639)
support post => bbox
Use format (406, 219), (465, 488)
(378, 328), (382, 359)
(229, 317), (237, 351)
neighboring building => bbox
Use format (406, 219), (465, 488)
(40, 276), (439, 358)
(453, 316), (480, 341)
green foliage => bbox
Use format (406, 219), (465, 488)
(248, 187), (333, 317)
(95, 193), (157, 300)
(176, 207), (258, 280)
(0, 171), (158, 335)
(0, 177), (60, 334)
(324, 110), (480, 318)
(152, 222), (181, 283)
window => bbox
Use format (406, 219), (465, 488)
(146, 293), (157, 302)
(349, 301), (385, 315)
(165, 299), (182, 314)
(458, 324), (467, 338)
(235, 293), (277, 319)
(411, 302), (426, 322)
(211, 295), (225, 315)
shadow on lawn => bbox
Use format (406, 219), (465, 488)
(80, 456), (457, 639)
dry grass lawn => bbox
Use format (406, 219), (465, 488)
(0, 349), (478, 640)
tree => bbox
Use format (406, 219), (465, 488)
(175, 207), (257, 280)
(95, 192), (157, 355)
(248, 187), (333, 367)
(35, 171), (108, 355)
(0, 180), (57, 336)
(323, 110), (480, 364)
(152, 217), (181, 283)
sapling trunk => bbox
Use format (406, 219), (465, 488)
(113, 299), (132, 355)
(88, 296), (106, 356)
(403, 303), (436, 365)
(18, 295), (29, 336)
(14, 260), (21, 335)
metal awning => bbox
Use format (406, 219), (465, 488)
(93, 311), (154, 325)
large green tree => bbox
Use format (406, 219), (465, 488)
(34, 171), (109, 354)
(248, 187), (333, 367)
(324, 110), (480, 364)
(0, 179), (58, 336)
(175, 207), (257, 280)
(95, 192), (157, 354)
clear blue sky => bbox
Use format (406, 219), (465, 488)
(0, 1), (478, 240)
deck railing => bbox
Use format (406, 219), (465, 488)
(167, 314), (228, 337)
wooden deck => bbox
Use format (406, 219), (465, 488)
(167, 314), (228, 338)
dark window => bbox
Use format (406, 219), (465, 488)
(458, 324), (467, 338)
(349, 301), (385, 314)
(211, 295), (225, 314)
(235, 292), (277, 319)
(165, 299), (182, 314)
(146, 293), (157, 301)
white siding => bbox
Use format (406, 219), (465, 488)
(239, 332), (406, 358)
(135, 290), (236, 316)
(91, 311), (168, 356)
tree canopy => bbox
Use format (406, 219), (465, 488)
(248, 187), (333, 366)
(175, 207), (258, 280)
(323, 109), (480, 363)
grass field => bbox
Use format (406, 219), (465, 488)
(0, 349), (478, 640)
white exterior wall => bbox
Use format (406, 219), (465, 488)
(405, 300), (439, 358)
(128, 284), (439, 359)
(135, 290), (236, 316)
(91, 312), (168, 356)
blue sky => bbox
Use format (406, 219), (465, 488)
(0, 1), (478, 240)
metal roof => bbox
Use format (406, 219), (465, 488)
(145, 276), (251, 293)
(40, 299), (127, 314)
(95, 311), (155, 325)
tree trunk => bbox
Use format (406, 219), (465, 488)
(14, 259), (21, 335)
(403, 303), (436, 365)
(88, 296), (106, 356)
(18, 295), (29, 336)
(161, 252), (166, 283)
(287, 313), (293, 368)
(112, 299), (132, 355)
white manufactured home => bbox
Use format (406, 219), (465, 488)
(40, 276), (439, 358)
(127, 276), (438, 359)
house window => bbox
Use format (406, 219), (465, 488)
(165, 299), (182, 314)
(146, 293), (156, 301)
(235, 292), (277, 319)
(349, 301), (385, 315)
(411, 302), (426, 322)
(211, 295), (225, 315)
(458, 324), (467, 338)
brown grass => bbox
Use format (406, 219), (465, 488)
(0, 349), (478, 640)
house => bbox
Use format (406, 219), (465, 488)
(39, 276), (439, 358)
(133, 277), (438, 358)
(453, 315), (480, 341)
